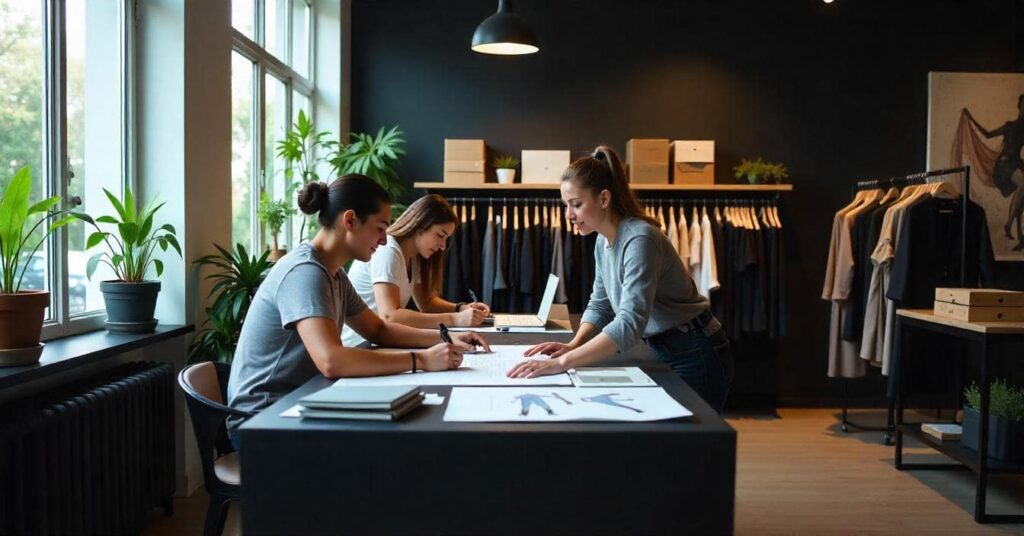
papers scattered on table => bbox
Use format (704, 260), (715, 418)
(333, 345), (572, 387)
(443, 387), (692, 422)
(568, 367), (656, 387)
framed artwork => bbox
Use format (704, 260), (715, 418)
(927, 72), (1024, 261)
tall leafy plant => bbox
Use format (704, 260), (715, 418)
(189, 243), (271, 363)
(275, 109), (337, 239)
(330, 126), (407, 208)
(0, 166), (74, 293)
(72, 188), (182, 281)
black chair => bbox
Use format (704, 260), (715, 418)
(178, 362), (254, 536)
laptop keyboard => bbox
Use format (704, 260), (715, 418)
(498, 314), (544, 327)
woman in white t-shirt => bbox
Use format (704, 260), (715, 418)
(342, 195), (491, 347)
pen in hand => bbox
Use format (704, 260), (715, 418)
(468, 289), (479, 303)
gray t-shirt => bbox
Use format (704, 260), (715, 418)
(579, 217), (710, 352)
(227, 243), (367, 429)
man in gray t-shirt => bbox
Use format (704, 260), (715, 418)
(227, 243), (367, 430)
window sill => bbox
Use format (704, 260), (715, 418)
(0, 324), (194, 390)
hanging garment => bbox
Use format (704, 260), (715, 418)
(825, 196), (878, 378)
(551, 206), (568, 304)
(466, 204), (482, 298)
(678, 207), (690, 267)
(456, 204), (473, 303)
(841, 199), (892, 342)
(481, 205), (497, 304)
(658, 205), (668, 235)
(668, 205), (680, 255)
(518, 205), (536, 312)
(689, 208), (703, 293)
(699, 210), (720, 297)
(493, 207), (509, 312)
(444, 203), (465, 302)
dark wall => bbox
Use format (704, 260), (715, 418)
(351, 0), (1024, 405)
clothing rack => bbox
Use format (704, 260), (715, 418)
(840, 165), (971, 443)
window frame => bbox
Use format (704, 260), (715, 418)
(38, 0), (137, 340)
(232, 0), (315, 252)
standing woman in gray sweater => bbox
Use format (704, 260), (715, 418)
(508, 146), (734, 412)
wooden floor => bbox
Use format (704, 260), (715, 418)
(142, 409), (1023, 535)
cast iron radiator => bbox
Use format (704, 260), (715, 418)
(0, 361), (175, 535)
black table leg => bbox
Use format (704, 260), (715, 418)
(894, 315), (905, 469)
(974, 337), (990, 523)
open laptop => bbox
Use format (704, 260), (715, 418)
(492, 274), (559, 328)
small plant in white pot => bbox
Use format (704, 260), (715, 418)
(257, 192), (295, 262)
(493, 155), (519, 184)
(72, 188), (181, 333)
(0, 166), (74, 366)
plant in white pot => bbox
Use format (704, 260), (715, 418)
(257, 191), (295, 262)
(0, 166), (74, 366)
(72, 188), (181, 333)
(493, 155), (519, 184)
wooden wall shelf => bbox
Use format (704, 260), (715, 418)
(414, 182), (793, 192)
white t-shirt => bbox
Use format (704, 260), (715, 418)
(342, 235), (416, 347)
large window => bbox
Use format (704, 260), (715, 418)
(231, 0), (314, 252)
(0, 0), (133, 337)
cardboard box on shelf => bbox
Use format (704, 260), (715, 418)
(444, 139), (486, 162)
(934, 288), (1024, 308)
(626, 139), (670, 184)
(672, 140), (715, 184)
(933, 301), (1024, 322)
(522, 150), (570, 184)
(629, 163), (669, 184)
(443, 160), (486, 173)
(443, 170), (486, 186)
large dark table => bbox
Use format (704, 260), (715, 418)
(239, 330), (737, 535)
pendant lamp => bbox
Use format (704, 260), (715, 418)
(471, 0), (539, 55)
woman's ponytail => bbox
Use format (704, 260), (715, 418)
(563, 145), (657, 227)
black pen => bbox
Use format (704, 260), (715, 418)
(439, 323), (453, 344)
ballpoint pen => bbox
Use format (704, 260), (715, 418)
(468, 289), (479, 303)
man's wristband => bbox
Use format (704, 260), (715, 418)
(410, 351), (417, 373)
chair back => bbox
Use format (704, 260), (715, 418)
(178, 361), (249, 494)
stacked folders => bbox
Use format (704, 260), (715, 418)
(298, 385), (423, 421)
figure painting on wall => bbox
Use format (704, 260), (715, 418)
(928, 72), (1024, 260)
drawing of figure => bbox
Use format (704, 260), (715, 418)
(962, 96), (1024, 249)
(512, 394), (556, 415)
(581, 393), (643, 413)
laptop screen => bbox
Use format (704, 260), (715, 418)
(535, 274), (559, 322)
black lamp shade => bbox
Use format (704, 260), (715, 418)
(471, 0), (539, 55)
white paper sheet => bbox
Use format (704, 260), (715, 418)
(568, 367), (656, 387)
(443, 387), (692, 422)
(332, 345), (573, 387)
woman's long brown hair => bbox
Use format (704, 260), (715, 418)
(561, 145), (659, 227)
(387, 194), (459, 297)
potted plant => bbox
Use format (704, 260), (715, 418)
(72, 188), (181, 333)
(962, 379), (1024, 462)
(733, 157), (789, 184)
(275, 109), (338, 240)
(493, 155), (519, 184)
(329, 125), (408, 219)
(0, 166), (73, 366)
(257, 192), (295, 262)
(189, 243), (271, 363)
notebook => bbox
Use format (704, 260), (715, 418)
(299, 393), (425, 421)
(299, 385), (421, 411)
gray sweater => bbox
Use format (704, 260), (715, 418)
(580, 217), (710, 352)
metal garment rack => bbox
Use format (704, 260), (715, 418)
(840, 165), (970, 443)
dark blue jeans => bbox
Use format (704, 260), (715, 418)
(645, 321), (734, 413)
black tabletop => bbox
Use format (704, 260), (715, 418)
(241, 329), (733, 436)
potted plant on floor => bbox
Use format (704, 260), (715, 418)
(189, 243), (271, 363)
(72, 188), (182, 333)
(0, 166), (74, 366)
(493, 155), (519, 184)
(257, 192), (295, 262)
(962, 379), (1024, 463)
